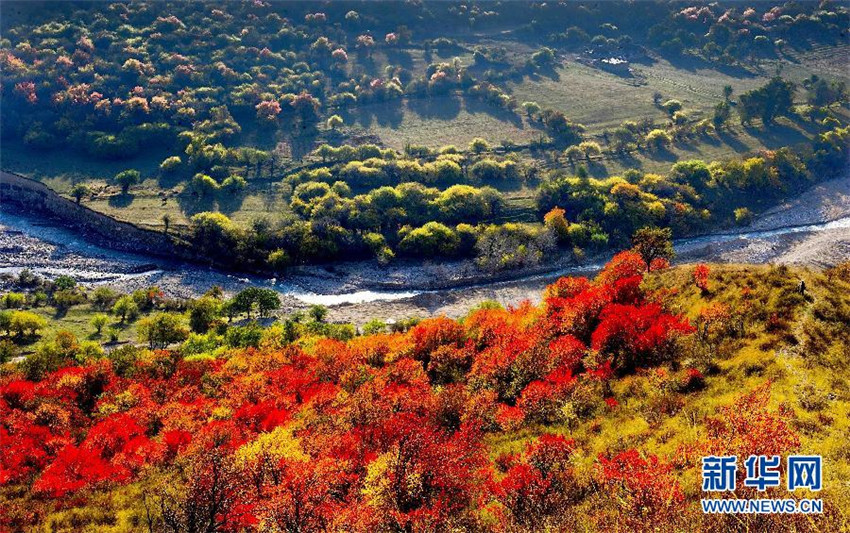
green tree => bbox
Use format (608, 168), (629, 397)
(308, 304), (328, 323)
(631, 227), (674, 266)
(137, 312), (189, 349)
(362, 318), (387, 335)
(738, 77), (795, 125)
(713, 101), (731, 128)
(255, 289), (281, 318)
(92, 287), (118, 310)
(0, 339), (18, 363)
(189, 297), (222, 333)
(21, 331), (77, 380)
(112, 295), (139, 322)
(0, 310), (12, 336)
(9, 310), (47, 337)
(399, 222), (461, 257)
(229, 287), (281, 319)
(54, 275), (76, 291)
(3, 293), (25, 309)
(327, 114), (344, 130)
(71, 183), (90, 204)
(114, 169), (141, 194)
(90, 313), (108, 335)
(190, 212), (238, 260)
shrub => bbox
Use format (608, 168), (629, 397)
(645, 129), (672, 150)
(734, 207), (753, 225)
(90, 314), (108, 334)
(112, 295), (139, 322)
(221, 175), (247, 193)
(9, 310), (47, 337)
(469, 138), (490, 154)
(190, 173), (219, 195)
(3, 292), (26, 309)
(160, 155), (182, 172)
(693, 264), (711, 293)
(114, 169), (140, 193)
(661, 99), (682, 115)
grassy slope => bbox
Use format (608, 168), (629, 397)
(344, 95), (543, 151)
(5, 262), (848, 527)
(3, 44), (847, 233)
(512, 46), (850, 133)
(10, 304), (144, 356)
(486, 263), (850, 523)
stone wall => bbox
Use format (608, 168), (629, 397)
(0, 170), (192, 261)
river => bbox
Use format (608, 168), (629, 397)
(2, 175), (849, 321)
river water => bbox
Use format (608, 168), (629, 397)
(2, 205), (848, 307)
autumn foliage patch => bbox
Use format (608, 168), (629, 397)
(0, 253), (804, 531)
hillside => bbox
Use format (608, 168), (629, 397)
(1, 255), (848, 531)
(1, 2), (848, 530)
(2, 1), (849, 276)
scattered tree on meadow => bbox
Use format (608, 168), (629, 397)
(114, 170), (140, 194)
(70, 184), (90, 204)
(631, 227), (674, 267)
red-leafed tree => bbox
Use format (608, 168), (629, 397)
(591, 303), (694, 372)
(597, 449), (685, 530)
(495, 434), (578, 528)
(693, 263), (711, 293)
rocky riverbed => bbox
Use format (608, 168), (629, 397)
(2, 175), (848, 324)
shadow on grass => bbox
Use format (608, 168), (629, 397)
(288, 129), (321, 161)
(746, 122), (809, 149)
(177, 191), (216, 217)
(644, 147), (678, 163)
(157, 172), (187, 190)
(526, 64), (562, 83)
(386, 49), (414, 69)
(10, 334), (41, 348)
(676, 139), (702, 153)
(408, 94), (463, 121)
(351, 100), (405, 130)
(108, 193), (134, 208)
(611, 152), (644, 170)
(464, 98), (524, 128)
(586, 160), (610, 178)
(354, 55), (379, 77)
(663, 52), (759, 79)
(717, 130), (752, 154)
(217, 191), (247, 216)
